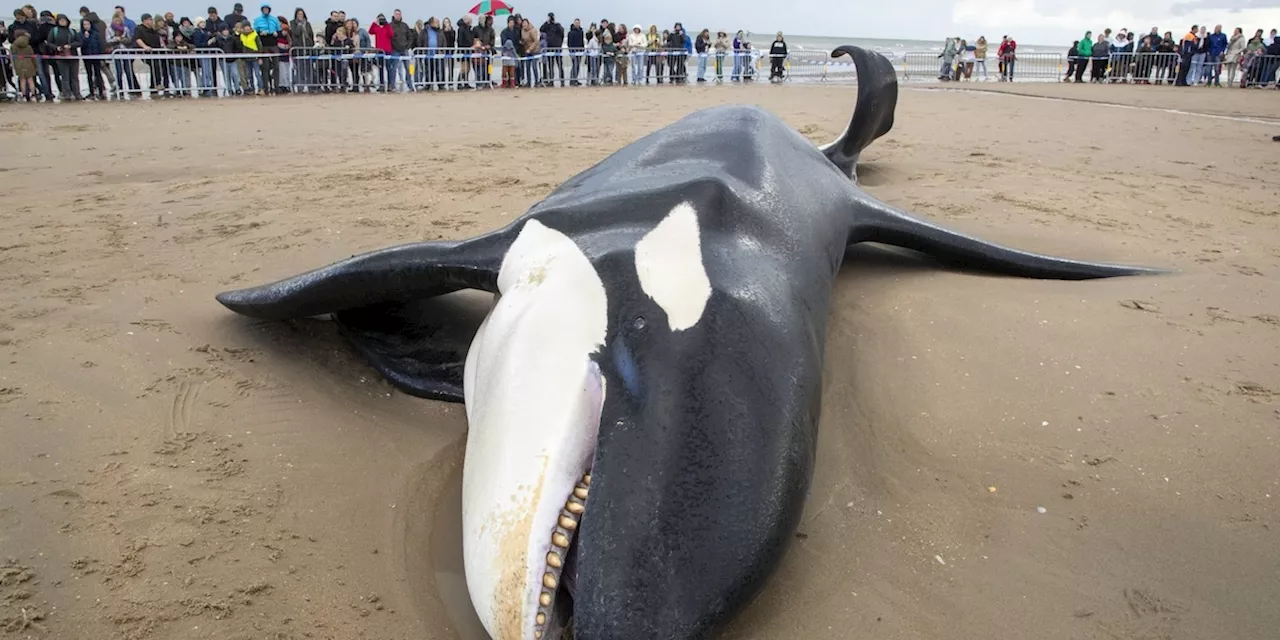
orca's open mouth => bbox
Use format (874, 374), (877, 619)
(534, 471), (591, 639)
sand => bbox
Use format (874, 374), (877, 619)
(1, 83), (1277, 640)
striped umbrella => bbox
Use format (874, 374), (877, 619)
(467, 0), (513, 16)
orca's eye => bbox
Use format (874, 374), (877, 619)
(632, 316), (647, 330)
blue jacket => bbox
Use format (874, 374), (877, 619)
(252, 4), (279, 34)
(80, 26), (103, 54)
(682, 32), (692, 52)
(1207, 31), (1228, 55)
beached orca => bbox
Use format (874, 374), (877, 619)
(215, 45), (1163, 640)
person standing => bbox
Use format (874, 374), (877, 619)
(1206, 24), (1227, 86)
(475, 15), (494, 86)
(368, 13), (392, 89)
(566, 18), (583, 85)
(456, 14), (474, 88)
(1224, 27), (1245, 86)
(1175, 25), (1198, 86)
(768, 31), (786, 82)
(289, 8), (312, 89)
(627, 25), (645, 84)
(520, 17), (540, 87)
(132, 12), (163, 96)
(80, 7), (116, 95)
(79, 16), (107, 98)
(974, 36), (988, 79)
(389, 9), (413, 91)
(938, 37), (957, 80)
(48, 13), (82, 100)
(998, 34), (1016, 80)
(252, 2), (279, 93)
(539, 12), (563, 86)
(694, 28), (710, 82)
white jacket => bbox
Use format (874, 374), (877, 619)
(627, 32), (646, 50)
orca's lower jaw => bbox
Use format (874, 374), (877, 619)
(533, 471), (591, 640)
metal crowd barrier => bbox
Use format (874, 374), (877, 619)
(6, 48), (1278, 101)
(107, 49), (287, 99)
(1059, 52), (1280, 87)
(903, 51), (1062, 82)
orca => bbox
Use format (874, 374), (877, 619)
(216, 45), (1164, 640)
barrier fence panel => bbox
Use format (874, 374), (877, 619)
(1242, 54), (1280, 88)
(902, 51), (1063, 82)
(409, 48), (492, 90)
(288, 47), (388, 93)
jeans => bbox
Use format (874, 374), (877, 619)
(222, 60), (241, 94)
(939, 58), (951, 78)
(172, 63), (191, 93)
(697, 52), (708, 80)
(388, 54), (412, 91)
(245, 59), (262, 92)
(1003, 57), (1016, 80)
(278, 58), (291, 89)
(36, 58), (54, 98)
(975, 59), (987, 78)
(199, 58), (214, 94)
(586, 55), (599, 85)
(602, 58), (614, 84)
(521, 57), (539, 86)
(570, 53), (581, 82)
(630, 52), (642, 83)
(1204, 53), (1221, 84)
(1190, 52), (1205, 83)
(731, 51), (742, 80)
(114, 58), (139, 95)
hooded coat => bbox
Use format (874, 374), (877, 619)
(290, 12), (313, 48)
(252, 3), (279, 34)
(11, 33), (37, 77)
(1076, 33), (1092, 57)
(84, 11), (109, 50)
(80, 22), (103, 54)
(48, 17), (82, 56)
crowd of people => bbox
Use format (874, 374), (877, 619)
(1062, 26), (1280, 87)
(934, 27), (1280, 87)
(0, 3), (799, 101)
(2, 4), (1278, 102)
(935, 35), (1019, 81)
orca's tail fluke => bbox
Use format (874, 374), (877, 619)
(848, 194), (1170, 280)
(821, 45), (899, 179)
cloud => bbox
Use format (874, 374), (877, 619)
(1169, 0), (1280, 15)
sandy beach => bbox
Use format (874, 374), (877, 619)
(1, 82), (1277, 640)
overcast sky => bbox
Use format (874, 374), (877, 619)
(105, 0), (1280, 44)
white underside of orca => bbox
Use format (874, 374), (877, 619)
(462, 219), (608, 640)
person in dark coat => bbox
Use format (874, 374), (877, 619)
(539, 12), (564, 85)
(80, 17), (108, 98)
(48, 13), (83, 99)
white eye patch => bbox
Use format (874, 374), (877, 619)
(633, 202), (712, 332)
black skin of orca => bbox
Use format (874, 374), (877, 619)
(216, 46), (1166, 640)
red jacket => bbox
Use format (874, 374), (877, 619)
(368, 21), (393, 52)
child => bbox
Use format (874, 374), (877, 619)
(11, 31), (37, 101)
(216, 25), (240, 96)
(501, 38), (516, 88)
(601, 31), (616, 85)
(238, 22), (262, 95)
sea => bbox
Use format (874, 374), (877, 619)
(764, 34), (1059, 56)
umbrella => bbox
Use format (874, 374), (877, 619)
(468, 0), (513, 16)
